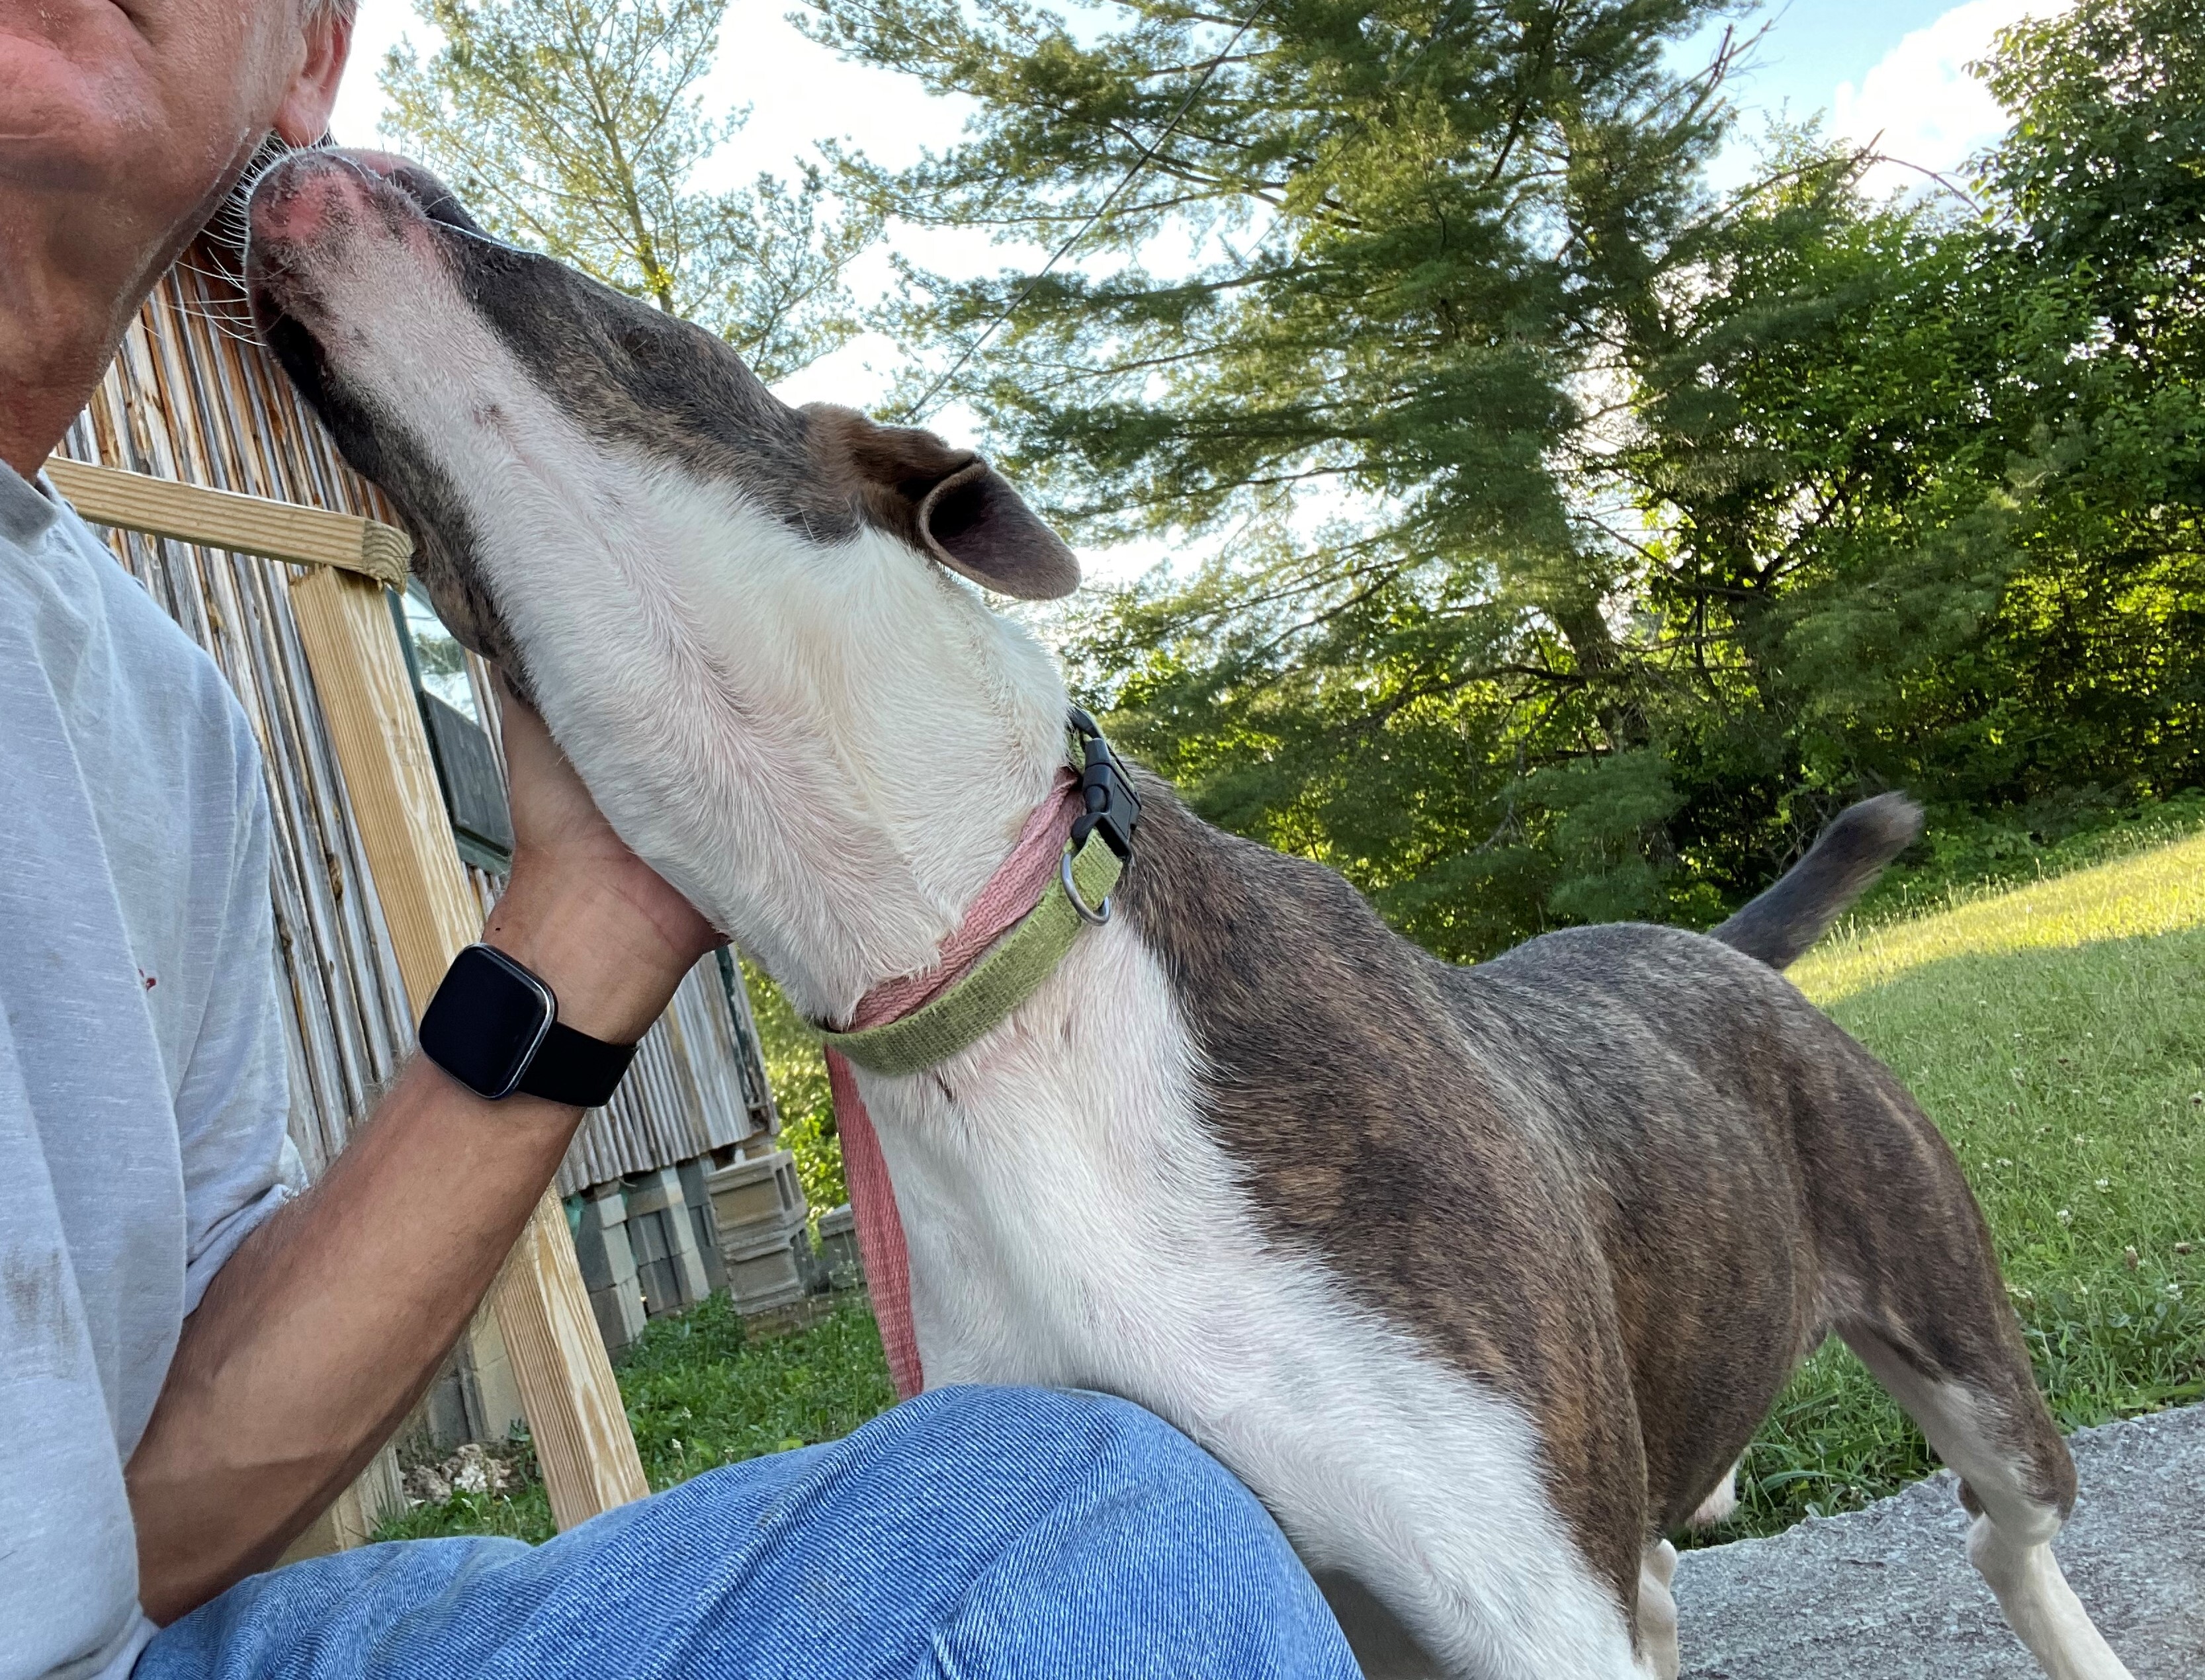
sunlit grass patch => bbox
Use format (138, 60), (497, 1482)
(1792, 827), (2205, 1005)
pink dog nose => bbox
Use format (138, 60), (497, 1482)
(248, 152), (372, 245)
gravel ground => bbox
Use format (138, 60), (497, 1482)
(1674, 1406), (2204, 1678)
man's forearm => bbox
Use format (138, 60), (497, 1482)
(122, 1056), (579, 1622)
(125, 868), (697, 1624)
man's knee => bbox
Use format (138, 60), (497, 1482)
(870, 1384), (1234, 1491)
(886, 1388), (1354, 1676)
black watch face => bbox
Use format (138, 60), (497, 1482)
(419, 944), (556, 1100)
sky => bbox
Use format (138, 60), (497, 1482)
(322, 0), (2073, 576)
(1705, 0), (2075, 194)
(326, 0), (2076, 204)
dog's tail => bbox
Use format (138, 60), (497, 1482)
(1708, 793), (1924, 970)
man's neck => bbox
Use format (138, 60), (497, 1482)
(1, 349), (110, 483)
(0, 259), (151, 480)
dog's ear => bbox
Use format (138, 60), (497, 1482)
(806, 403), (1080, 601)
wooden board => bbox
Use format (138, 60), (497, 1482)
(288, 564), (650, 1526)
(44, 455), (412, 589)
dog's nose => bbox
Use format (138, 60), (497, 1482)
(248, 150), (384, 248)
(337, 149), (411, 182)
(249, 148), (484, 251)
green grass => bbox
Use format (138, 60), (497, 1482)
(1696, 829), (2205, 1541)
(376, 1295), (894, 1544)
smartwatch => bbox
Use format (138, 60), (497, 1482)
(418, 943), (638, 1105)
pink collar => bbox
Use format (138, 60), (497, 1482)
(824, 767), (1082, 1398)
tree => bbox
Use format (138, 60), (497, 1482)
(811, 0), (2205, 953)
(807, 0), (1760, 954)
(1623, 0), (2205, 894)
(383, 0), (875, 382)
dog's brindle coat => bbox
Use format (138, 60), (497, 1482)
(244, 149), (2132, 1680)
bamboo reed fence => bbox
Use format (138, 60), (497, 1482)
(55, 244), (775, 1204)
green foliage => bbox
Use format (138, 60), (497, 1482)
(742, 958), (845, 1214)
(1627, 1), (2205, 900)
(382, 0), (875, 382)
(617, 1295), (893, 1484)
(814, 0), (2205, 952)
(376, 1298), (894, 1543)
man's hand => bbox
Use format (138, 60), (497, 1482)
(126, 679), (721, 1622)
(488, 683), (722, 1043)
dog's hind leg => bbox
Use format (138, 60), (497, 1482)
(1840, 1331), (2131, 1680)
(1811, 1066), (2132, 1679)
(1634, 1538), (1680, 1680)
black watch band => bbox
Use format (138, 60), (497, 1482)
(418, 943), (638, 1107)
(513, 1017), (637, 1107)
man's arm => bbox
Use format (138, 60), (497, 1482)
(124, 691), (721, 1624)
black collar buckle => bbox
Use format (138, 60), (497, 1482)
(1067, 707), (1141, 861)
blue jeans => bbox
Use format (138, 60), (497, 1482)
(138, 1386), (1356, 1679)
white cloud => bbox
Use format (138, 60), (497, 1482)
(1832, 0), (2074, 194)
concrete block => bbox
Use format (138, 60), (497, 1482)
(622, 1165), (682, 1217)
(588, 1280), (647, 1353)
(705, 1150), (800, 1232)
(707, 1150), (812, 1316)
(677, 1157), (729, 1294)
(456, 1304), (527, 1443)
(817, 1202), (861, 1289)
(624, 1167), (712, 1312)
(417, 1359), (474, 1451)
(627, 1202), (681, 1318)
(570, 1183), (638, 1296)
(722, 1233), (806, 1315)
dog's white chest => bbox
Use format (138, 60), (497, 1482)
(861, 925), (1639, 1679)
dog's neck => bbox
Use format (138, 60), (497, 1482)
(501, 474), (1069, 1025)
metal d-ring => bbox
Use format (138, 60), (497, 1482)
(1061, 847), (1113, 925)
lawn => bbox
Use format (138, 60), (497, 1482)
(385, 826), (2204, 1548)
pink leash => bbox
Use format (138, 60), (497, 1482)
(826, 769), (1080, 1398)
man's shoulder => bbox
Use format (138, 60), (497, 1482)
(2, 470), (263, 812)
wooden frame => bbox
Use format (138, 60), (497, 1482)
(44, 456), (411, 589)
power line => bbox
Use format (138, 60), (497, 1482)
(898, 0), (1270, 423)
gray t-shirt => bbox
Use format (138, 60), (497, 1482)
(0, 461), (294, 1680)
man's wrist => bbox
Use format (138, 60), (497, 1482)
(480, 866), (695, 1046)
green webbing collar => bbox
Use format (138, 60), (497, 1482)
(818, 832), (1122, 1076)
(817, 712), (1139, 1079)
